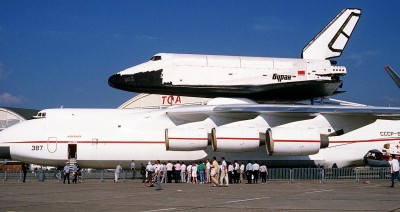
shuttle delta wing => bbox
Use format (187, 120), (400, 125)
(302, 8), (361, 60)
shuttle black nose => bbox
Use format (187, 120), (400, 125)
(0, 146), (11, 159)
(108, 74), (124, 89)
(108, 70), (164, 93)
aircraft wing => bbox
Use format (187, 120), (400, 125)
(166, 104), (400, 121)
(214, 104), (400, 116)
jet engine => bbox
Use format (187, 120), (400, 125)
(265, 128), (322, 156)
(165, 128), (209, 151)
(211, 127), (263, 152)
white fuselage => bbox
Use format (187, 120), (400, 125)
(108, 53), (346, 102)
(0, 107), (399, 169)
(119, 53), (345, 86)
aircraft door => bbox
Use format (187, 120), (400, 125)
(68, 144), (77, 159)
(47, 137), (57, 153)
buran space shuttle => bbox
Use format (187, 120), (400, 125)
(108, 8), (361, 102)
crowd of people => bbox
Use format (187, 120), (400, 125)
(137, 157), (269, 187)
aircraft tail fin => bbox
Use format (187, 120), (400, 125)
(302, 8), (361, 60)
(384, 66), (400, 89)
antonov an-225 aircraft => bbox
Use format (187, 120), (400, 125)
(109, 8), (361, 102)
(1, 85), (400, 169)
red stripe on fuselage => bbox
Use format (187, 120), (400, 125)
(5, 141), (165, 144)
(4, 137), (400, 145)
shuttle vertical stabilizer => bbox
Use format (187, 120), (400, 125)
(302, 8), (361, 60)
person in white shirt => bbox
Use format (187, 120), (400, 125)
(390, 156), (400, 187)
(174, 161), (181, 183)
(233, 160), (239, 183)
(205, 159), (211, 184)
(246, 161), (253, 184)
(114, 163), (122, 183)
(239, 162), (245, 184)
(63, 163), (70, 184)
(228, 162), (234, 184)
(145, 161), (154, 186)
(191, 162), (198, 184)
(160, 162), (166, 183)
(252, 161), (260, 184)
(259, 163), (268, 184)
(219, 157), (228, 186)
(153, 160), (162, 189)
(180, 163), (186, 183)
(166, 161), (173, 183)
(186, 164), (192, 183)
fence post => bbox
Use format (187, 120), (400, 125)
(3, 170), (7, 181)
(56, 170), (62, 182)
(320, 168), (325, 184)
(80, 170), (84, 183)
(289, 169), (293, 184)
(355, 168), (359, 182)
(101, 169), (105, 182)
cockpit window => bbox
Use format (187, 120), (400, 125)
(34, 112), (46, 119)
(150, 56), (162, 61)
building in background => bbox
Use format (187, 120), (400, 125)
(118, 94), (210, 109)
(0, 107), (39, 132)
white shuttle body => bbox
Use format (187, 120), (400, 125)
(109, 8), (361, 102)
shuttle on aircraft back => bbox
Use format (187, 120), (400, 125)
(109, 8), (361, 102)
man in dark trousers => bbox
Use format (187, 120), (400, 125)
(63, 163), (70, 184)
(140, 163), (146, 183)
(21, 163), (28, 183)
(246, 161), (253, 184)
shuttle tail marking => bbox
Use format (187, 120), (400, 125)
(302, 8), (361, 60)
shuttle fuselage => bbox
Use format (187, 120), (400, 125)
(108, 54), (346, 101)
(108, 8), (361, 102)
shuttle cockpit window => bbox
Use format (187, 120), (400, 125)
(150, 55), (162, 61)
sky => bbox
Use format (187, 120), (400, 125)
(1, 1), (400, 110)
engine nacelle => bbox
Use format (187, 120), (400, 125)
(265, 128), (321, 156)
(165, 128), (208, 151)
(211, 127), (263, 152)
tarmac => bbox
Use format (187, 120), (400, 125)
(1, 178), (400, 212)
